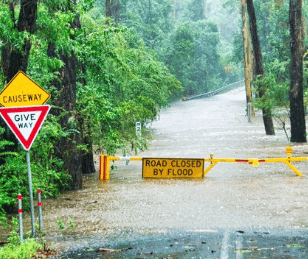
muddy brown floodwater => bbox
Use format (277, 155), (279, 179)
(3, 86), (308, 254)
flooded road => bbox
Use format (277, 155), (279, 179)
(21, 87), (308, 256)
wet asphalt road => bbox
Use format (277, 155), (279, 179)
(41, 86), (308, 258)
(61, 228), (308, 258)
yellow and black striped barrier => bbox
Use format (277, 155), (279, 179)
(99, 147), (306, 181)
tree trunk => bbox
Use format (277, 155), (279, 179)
(1, 44), (11, 84)
(7, 0), (37, 81)
(246, 0), (275, 135)
(47, 4), (96, 187)
(105, 0), (120, 23)
(241, 0), (255, 116)
(82, 139), (96, 174)
(48, 43), (83, 190)
(77, 113), (96, 175)
(148, 0), (152, 25)
(47, 4), (86, 189)
(106, 0), (111, 17)
(289, 0), (306, 142)
(111, 0), (120, 23)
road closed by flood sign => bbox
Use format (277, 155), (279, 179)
(142, 158), (204, 179)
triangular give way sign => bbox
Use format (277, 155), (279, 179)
(0, 105), (50, 151)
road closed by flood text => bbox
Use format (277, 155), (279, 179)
(142, 158), (204, 178)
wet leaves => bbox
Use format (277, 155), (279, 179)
(182, 245), (195, 251)
(287, 244), (305, 248)
(235, 246), (276, 254)
(33, 245), (59, 258)
(97, 248), (123, 252)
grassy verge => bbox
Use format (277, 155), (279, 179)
(0, 218), (58, 259)
(0, 238), (41, 259)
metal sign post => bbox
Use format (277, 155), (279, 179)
(247, 102), (252, 122)
(26, 150), (36, 237)
(135, 122), (141, 137)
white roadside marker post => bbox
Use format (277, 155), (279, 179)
(37, 189), (43, 230)
(17, 194), (23, 241)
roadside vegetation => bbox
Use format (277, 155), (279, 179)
(0, 218), (42, 259)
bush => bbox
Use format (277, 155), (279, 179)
(0, 218), (41, 259)
(0, 238), (41, 259)
(0, 117), (70, 224)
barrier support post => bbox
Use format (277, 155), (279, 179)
(204, 154), (218, 176)
(284, 161), (302, 176)
(204, 161), (217, 176)
(99, 155), (110, 181)
(284, 146), (302, 176)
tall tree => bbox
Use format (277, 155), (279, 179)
(48, 45), (83, 190)
(289, 0), (306, 142)
(106, 0), (111, 17)
(111, 0), (120, 23)
(47, 3), (86, 189)
(106, 0), (120, 23)
(6, 0), (38, 81)
(246, 0), (275, 135)
(188, 0), (206, 21)
(241, 0), (255, 116)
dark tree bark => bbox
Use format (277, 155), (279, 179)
(1, 44), (11, 85)
(48, 43), (83, 190)
(148, 0), (152, 25)
(71, 12), (96, 176)
(241, 0), (254, 115)
(106, 0), (111, 17)
(47, 3), (96, 188)
(246, 0), (275, 135)
(111, 0), (120, 23)
(76, 109), (96, 175)
(289, 0), (306, 142)
(7, 0), (37, 81)
(81, 138), (96, 175)
(47, 7), (86, 189)
(106, 0), (120, 23)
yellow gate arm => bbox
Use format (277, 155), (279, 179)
(203, 147), (307, 176)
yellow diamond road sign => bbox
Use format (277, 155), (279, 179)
(0, 71), (50, 107)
